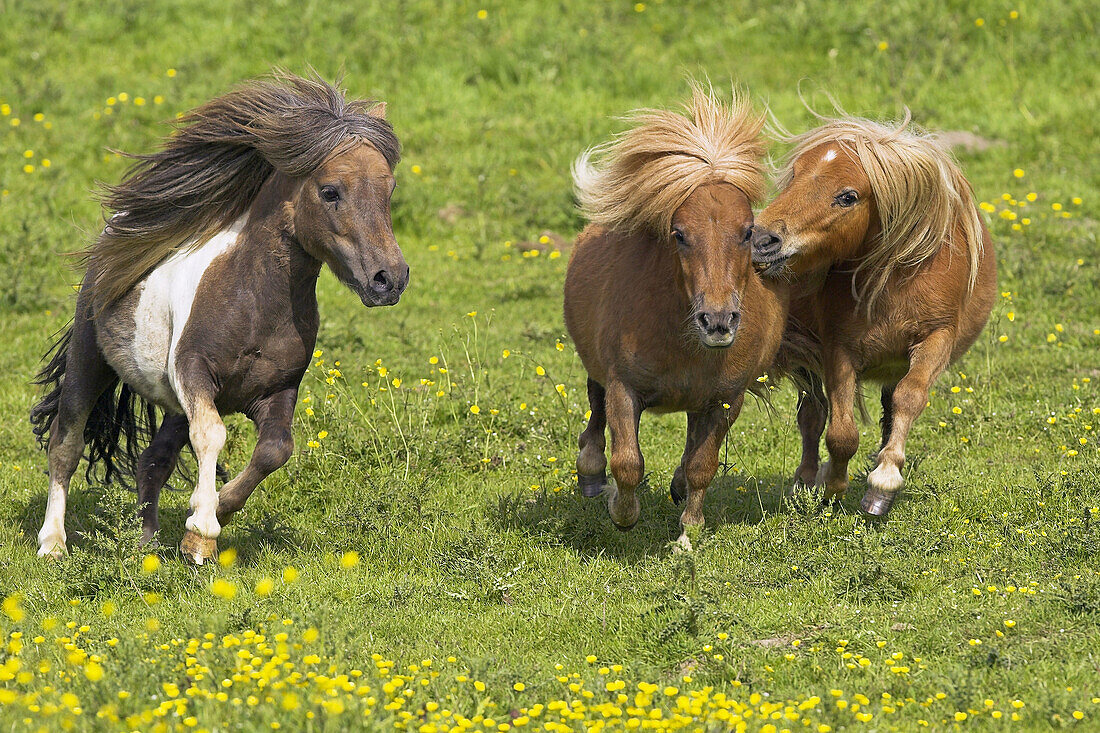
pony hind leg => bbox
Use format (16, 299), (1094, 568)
(36, 314), (117, 558)
(863, 331), (953, 516)
(791, 369), (826, 493)
(604, 380), (644, 530)
(216, 389), (297, 525)
(675, 397), (741, 551)
(576, 378), (609, 498)
(136, 414), (190, 544)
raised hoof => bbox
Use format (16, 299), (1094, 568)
(670, 479), (687, 505)
(860, 488), (897, 517)
(180, 531), (218, 565)
(578, 472), (608, 498)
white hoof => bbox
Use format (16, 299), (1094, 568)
(673, 533), (693, 553)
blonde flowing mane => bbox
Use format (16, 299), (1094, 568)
(776, 113), (983, 309)
(573, 85), (766, 235)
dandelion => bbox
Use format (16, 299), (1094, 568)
(535, 366), (546, 376)
(470, 404), (481, 415)
(1013, 168), (1025, 178)
(167, 68), (177, 77)
(476, 9), (487, 19)
(877, 41), (889, 51)
(303, 627), (320, 643)
(211, 579), (237, 599)
(975, 17), (984, 26)
(142, 553), (161, 573)
(283, 566), (300, 583)
(340, 551), (360, 568)
(3, 594), (25, 622)
(219, 547), (238, 567)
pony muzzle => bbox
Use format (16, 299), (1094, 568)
(696, 309), (740, 348)
(748, 225), (790, 276)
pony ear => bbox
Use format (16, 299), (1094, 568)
(369, 102), (387, 119)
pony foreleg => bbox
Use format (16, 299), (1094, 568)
(792, 370), (826, 493)
(576, 378), (609, 498)
(864, 330), (953, 516)
(136, 414), (190, 545)
(604, 380), (644, 530)
(216, 389), (296, 525)
(818, 349), (859, 502)
(39, 418), (86, 558)
(675, 397), (740, 551)
(180, 393), (226, 564)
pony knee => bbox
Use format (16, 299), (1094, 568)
(825, 420), (859, 463)
(609, 453), (643, 489)
(255, 431), (294, 475)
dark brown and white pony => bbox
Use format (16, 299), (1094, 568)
(750, 113), (996, 515)
(564, 87), (788, 548)
(31, 72), (408, 562)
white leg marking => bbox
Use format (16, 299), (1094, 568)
(867, 462), (905, 493)
(37, 477), (68, 557)
(185, 406), (226, 541)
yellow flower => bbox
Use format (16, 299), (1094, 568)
(255, 577), (275, 597)
(210, 579), (237, 599)
(470, 405), (481, 415)
(317, 430), (328, 440)
(41, 159), (50, 168)
(2, 594), (24, 622)
(877, 41), (888, 51)
(513, 682), (525, 691)
(303, 627), (319, 643)
(1013, 168), (1025, 178)
(142, 554), (161, 573)
(411, 164), (422, 174)
(340, 551), (360, 568)
(219, 547), (238, 567)
(167, 68), (177, 77)
(84, 662), (104, 681)
(476, 9), (487, 19)
(283, 566), (300, 583)
(535, 366), (546, 376)
(502, 349), (511, 358)
(952, 406), (962, 415)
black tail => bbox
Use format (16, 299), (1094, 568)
(30, 324), (158, 486)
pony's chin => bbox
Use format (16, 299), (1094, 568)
(698, 333), (735, 349)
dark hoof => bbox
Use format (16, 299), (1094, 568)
(670, 479), (686, 505)
(860, 488), (896, 517)
(578, 472), (607, 498)
(614, 519), (638, 532)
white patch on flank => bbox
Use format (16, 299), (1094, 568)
(130, 216), (247, 411)
(822, 148), (838, 163)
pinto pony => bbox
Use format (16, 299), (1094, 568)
(564, 87), (788, 547)
(750, 113), (996, 515)
(31, 72), (408, 562)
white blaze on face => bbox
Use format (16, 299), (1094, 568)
(822, 148), (838, 163)
(130, 216), (247, 411)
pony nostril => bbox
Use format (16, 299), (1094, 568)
(697, 312), (711, 331)
(371, 269), (393, 293)
(728, 311), (741, 330)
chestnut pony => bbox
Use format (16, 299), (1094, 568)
(564, 87), (788, 547)
(750, 114), (996, 515)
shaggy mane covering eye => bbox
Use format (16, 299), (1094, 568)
(87, 70), (400, 310)
(775, 113), (983, 309)
(572, 84), (766, 236)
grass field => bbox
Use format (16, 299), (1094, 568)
(1, 1), (1099, 730)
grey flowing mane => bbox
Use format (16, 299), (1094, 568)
(87, 70), (400, 309)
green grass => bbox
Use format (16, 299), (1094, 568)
(1, 0), (1099, 730)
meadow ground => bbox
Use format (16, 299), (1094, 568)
(1, 1), (1098, 730)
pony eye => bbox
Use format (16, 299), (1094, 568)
(320, 185), (341, 203)
(671, 229), (686, 246)
(833, 189), (859, 208)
